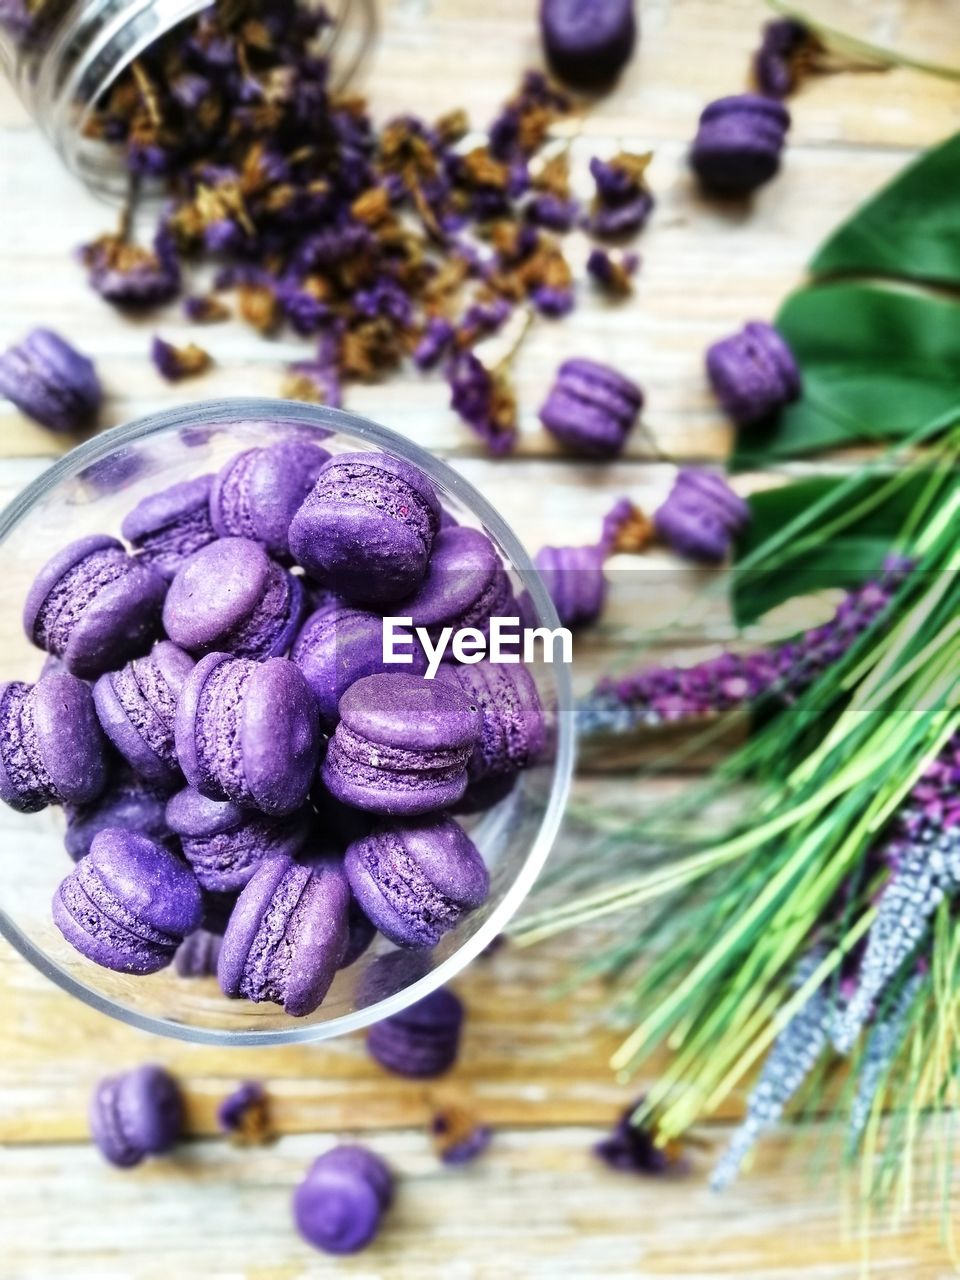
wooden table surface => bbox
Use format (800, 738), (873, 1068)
(2, 1), (959, 1276)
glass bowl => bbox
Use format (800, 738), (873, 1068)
(0, 398), (574, 1046)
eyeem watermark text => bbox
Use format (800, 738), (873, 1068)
(383, 616), (572, 679)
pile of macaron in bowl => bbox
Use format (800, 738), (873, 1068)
(0, 428), (551, 1019)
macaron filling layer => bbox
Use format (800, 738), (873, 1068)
(314, 461), (437, 549)
(238, 863), (336, 1006)
(218, 559), (300, 659)
(31, 546), (133, 654)
(108, 657), (179, 766)
(194, 658), (254, 805)
(0, 682), (53, 807)
(214, 447), (259, 538)
(135, 504), (217, 574)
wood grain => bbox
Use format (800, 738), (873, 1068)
(0, 0), (957, 1274)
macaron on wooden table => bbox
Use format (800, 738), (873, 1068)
(0, 1), (956, 1275)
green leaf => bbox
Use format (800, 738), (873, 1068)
(811, 133), (960, 285)
(732, 473), (925, 626)
(731, 283), (960, 468)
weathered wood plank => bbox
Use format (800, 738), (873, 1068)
(0, 1125), (955, 1279)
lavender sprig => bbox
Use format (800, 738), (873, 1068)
(711, 951), (838, 1190)
(578, 574), (898, 738)
(833, 818), (960, 1054)
(847, 971), (925, 1149)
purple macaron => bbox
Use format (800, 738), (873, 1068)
(166, 786), (311, 893)
(436, 661), (545, 780)
(540, 0), (636, 87)
(654, 470), (751, 564)
(533, 540), (608, 629)
(121, 474), (217, 580)
(162, 537), (304, 660)
(210, 438), (331, 558)
(93, 641), (195, 787)
(64, 767), (173, 861)
(218, 854), (349, 1016)
(175, 652), (321, 816)
(24, 534), (167, 678)
(174, 928), (223, 977)
(293, 1145), (394, 1255)
(0, 327), (102, 434)
(89, 1064), (184, 1168)
(366, 987), (464, 1078)
(399, 526), (515, 647)
(690, 94), (790, 195)
(291, 599), (427, 731)
(323, 673), (481, 816)
(298, 848), (377, 969)
(539, 359), (643, 458)
(344, 817), (489, 949)
(53, 829), (203, 974)
(705, 320), (801, 426)
(288, 452), (442, 605)
(0, 674), (108, 813)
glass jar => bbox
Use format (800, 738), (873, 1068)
(0, 398), (574, 1045)
(0, 0), (376, 194)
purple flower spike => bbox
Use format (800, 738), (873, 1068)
(706, 321), (801, 426)
(0, 328), (101, 433)
(654, 470), (750, 564)
(691, 94), (790, 196)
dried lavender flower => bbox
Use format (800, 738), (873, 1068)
(594, 1098), (680, 1176)
(217, 1081), (273, 1146)
(447, 351), (517, 456)
(151, 337), (212, 382)
(0, 328), (101, 433)
(834, 816), (960, 1054)
(711, 952), (837, 1190)
(847, 971), (924, 1149)
(183, 295), (230, 323)
(80, 228), (180, 308)
(578, 573), (899, 737)
(431, 1108), (492, 1165)
(586, 248), (639, 297)
(585, 153), (655, 239)
(753, 18), (813, 98)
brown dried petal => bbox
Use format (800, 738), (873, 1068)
(435, 108), (469, 145)
(611, 506), (654, 554)
(460, 147), (509, 191)
(351, 186), (393, 226)
(532, 151), (570, 198)
(238, 283), (281, 334)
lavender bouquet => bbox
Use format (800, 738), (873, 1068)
(519, 132), (960, 1214)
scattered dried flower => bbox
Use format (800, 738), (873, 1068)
(151, 336), (212, 382)
(217, 1081), (273, 1146)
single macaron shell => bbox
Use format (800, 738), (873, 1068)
(23, 534), (168, 678)
(344, 818), (489, 949)
(293, 1145), (394, 1255)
